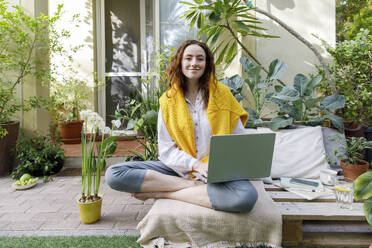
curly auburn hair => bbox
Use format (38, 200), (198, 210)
(165, 40), (216, 107)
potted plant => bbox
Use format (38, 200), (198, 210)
(221, 57), (286, 128)
(51, 77), (91, 144)
(78, 110), (117, 224)
(318, 29), (372, 137)
(0, 3), (66, 175)
(340, 136), (372, 181)
(353, 172), (372, 228)
(269, 73), (345, 132)
(11, 130), (65, 180)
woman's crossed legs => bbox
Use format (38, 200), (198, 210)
(105, 161), (258, 213)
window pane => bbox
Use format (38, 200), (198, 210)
(105, 76), (140, 127)
(159, 0), (199, 50)
(105, 0), (141, 73)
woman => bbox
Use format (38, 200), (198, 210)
(105, 40), (258, 212)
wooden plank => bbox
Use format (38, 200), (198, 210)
(282, 219), (303, 246)
(302, 232), (372, 247)
(278, 202), (366, 220)
(264, 183), (284, 191)
(302, 220), (372, 233)
(269, 191), (336, 202)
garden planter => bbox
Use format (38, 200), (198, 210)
(0, 121), (20, 176)
(344, 122), (367, 138)
(78, 197), (102, 224)
(58, 120), (83, 144)
(340, 159), (370, 181)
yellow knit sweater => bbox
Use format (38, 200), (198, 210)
(159, 79), (248, 166)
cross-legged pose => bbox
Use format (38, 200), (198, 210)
(105, 40), (258, 212)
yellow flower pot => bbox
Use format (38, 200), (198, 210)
(77, 197), (103, 224)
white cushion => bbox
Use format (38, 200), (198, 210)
(256, 126), (329, 179)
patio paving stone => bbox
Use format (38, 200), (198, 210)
(4, 221), (44, 231)
(0, 175), (152, 237)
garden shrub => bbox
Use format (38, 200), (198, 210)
(11, 131), (66, 179)
(319, 29), (372, 126)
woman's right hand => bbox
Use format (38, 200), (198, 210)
(192, 161), (208, 177)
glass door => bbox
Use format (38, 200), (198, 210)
(100, 0), (155, 126)
(97, 0), (199, 127)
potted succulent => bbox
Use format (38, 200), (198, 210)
(340, 137), (372, 181)
(0, 3), (65, 175)
(78, 110), (118, 224)
(353, 172), (372, 228)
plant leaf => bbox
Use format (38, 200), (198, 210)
(293, 74), (309, 97)
(221, 74), (243, 96)
(271, 86), (300, 101)
(304, 96), (323, 109)
(240, 57), (254, 73)
(364, 197), (372, 228)
(269, 117), (293, 131)
(320, 94), (345, 111)
(354, 172), (372, 201)
(267, 59), (286, 81)
(321, 114), (344, 133)
(305, 74), (322, 96)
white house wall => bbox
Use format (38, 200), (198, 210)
(49, 0), (95, 111)
(254, 0), (335, 84)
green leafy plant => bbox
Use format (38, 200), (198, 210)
(50, 78), (91, 122)
(0, 3), (69, 138)
(181, 0), (277, 68)
(11, 131), (66, 179)
(270, 74), (345, 132)
(318, 29), (372, 126)
(221, 57), (286, 127)
(353, 171), (372, 227)
(336, 0), (371, 41)
(341, 137), (372, 166)
(115, 48), (172, 161)
(79, 110), (118, 203)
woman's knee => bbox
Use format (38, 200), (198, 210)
(208, 180), (258, 213)
(105, 163), (146, 193)
(232, 184), (258, 212)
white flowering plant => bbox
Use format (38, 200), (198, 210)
(79, 110), (118, 203)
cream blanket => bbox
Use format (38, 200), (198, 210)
(137, 181), (282, 248)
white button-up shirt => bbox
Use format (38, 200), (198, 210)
(158, 91), (247, 178)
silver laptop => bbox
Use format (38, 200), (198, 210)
(194, 133), (276, 183)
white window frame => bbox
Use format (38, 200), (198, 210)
(95, 0), (160, 121)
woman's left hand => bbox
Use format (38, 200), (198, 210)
(192, 161), (208, 177)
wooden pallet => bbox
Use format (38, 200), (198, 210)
(265, 183), (372, 247)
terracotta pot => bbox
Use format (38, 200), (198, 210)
(58, 120), (84, 144)
(344, 122), (367, 138)
(0, 121), (20, 176)
(78, 197), (102, 224)
(340, 159), (370, 181)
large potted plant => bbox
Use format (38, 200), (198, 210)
(340, 136), (372, 181)
(78, 110), (117, 224)
(318, 29), (372, 137)
(0, 3), (65, 175)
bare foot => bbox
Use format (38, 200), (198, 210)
(132, 192), (163, 201)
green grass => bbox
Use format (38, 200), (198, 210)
(0, 236), (140, 248)
(0, 236), (355, 248)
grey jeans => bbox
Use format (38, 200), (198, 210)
(105, 161), (258, 213)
